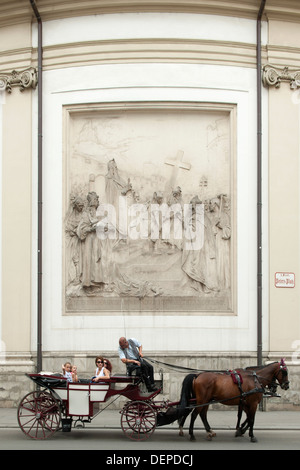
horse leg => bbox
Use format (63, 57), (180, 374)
(246, 405), (258, 443)
(178, 410), (190, 436)
(178, 415), (185, 437)
(188, 408), (198, 441)
(236, 417), (249, 436)
(200, 405), (216, 440)
(235, 403), (243, 436)
(240, 417), (249, 434)
(235, 402), (249, 437)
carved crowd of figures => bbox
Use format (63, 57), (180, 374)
(65, 160), (231, 297)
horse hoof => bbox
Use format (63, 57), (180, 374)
(206, 431), (216, 441)
(189, 435), (196, 441)
(250, 436), (257, 443)
(235, 429), (242, 437)
(179, 431), (184, 437)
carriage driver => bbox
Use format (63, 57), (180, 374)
(118, 337), (157, 392)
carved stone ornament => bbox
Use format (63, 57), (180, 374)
(262, 65), (300, 89)
(0, 67), (37, 93)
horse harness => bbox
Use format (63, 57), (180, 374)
(227, 369), (265, 403)
(143, 357), (287, 410)
(184, 370), (265, 411)
(228, 366), (285, 401)
(228, 370), (244, 393)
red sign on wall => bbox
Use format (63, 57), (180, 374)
(275, 272), (295, 288)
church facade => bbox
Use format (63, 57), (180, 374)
(0, 0), (300, 409)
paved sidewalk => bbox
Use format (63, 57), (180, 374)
(1, 407), (299, 431)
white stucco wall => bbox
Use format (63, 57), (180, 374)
(31, 13), (269, 355)
(0, 91), (3, 355)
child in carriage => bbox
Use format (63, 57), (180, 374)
(62, 361), (78, 382)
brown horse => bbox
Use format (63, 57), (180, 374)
(178, 360), (289, 443)
(234, 359), (289, 437)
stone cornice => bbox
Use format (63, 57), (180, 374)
(0, 0), (299, 27)
(33, 38), (264, 71)
(0, 67), (37, 93)
(0, 0), (269, 27)
(0, 1), (300, 28)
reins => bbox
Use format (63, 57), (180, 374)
(145, 356), (287, 389)
(144, 357), (286, 412)
(143, 356), (229, 374)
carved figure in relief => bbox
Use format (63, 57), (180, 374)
(105, 158), (132, 202)
(165, 186), (184, 251)
(105, 158), (132, 239)
(181, 196), (219, 294)
(150, 191), (165, 253)
(76, 191), (113, 294)
(65, 196), (84, 285)
(209, 195), (231, 289)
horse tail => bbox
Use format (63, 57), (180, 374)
(178, 373), (196, 417)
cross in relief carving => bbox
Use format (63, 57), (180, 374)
(164, 150), (191, 189)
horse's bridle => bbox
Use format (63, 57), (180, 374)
(273, 362), (290, 390)
(253, 361), (289, 394)
(265, 362), (289, 393)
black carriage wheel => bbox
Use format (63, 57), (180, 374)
(121, 401), (157, 441)
(17, 390), (61, 440)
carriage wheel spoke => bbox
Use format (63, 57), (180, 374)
(17, 391), (61, 440)
(121, 401), (156, 441)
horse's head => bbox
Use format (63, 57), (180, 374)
(275, 358), (289, 390)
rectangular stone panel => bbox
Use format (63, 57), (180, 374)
(63, 102), (236, 315)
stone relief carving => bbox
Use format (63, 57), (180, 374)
(64, 108), (233, 313)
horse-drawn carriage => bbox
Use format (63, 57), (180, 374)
(17, 372), (178, 441)
(17, 359), (289, 442)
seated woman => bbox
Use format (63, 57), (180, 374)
(92, 356), (112, 382)
(103, 358), (112, 375)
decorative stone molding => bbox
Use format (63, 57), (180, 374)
(0, 67), (37, 93)
(262, 65), (300, 90)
